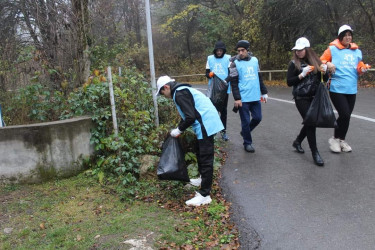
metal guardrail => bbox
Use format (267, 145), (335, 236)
(171, 69), (375, 81)
(170, 74), (205, 78)
(259, 70), (287, 81)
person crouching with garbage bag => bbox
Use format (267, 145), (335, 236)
(156, 75), (224, 206)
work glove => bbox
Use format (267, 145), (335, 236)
(326, 62), (336, 74)
(261, 94), (268, 103)
(320, 64), (328, 73)
(361, 64), (371, 73)
(170, 128), (182, 137)
(208, 72), (215, 78)
(300, 66), (314, 78)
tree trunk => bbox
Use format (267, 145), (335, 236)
(71, 0), (91, 88)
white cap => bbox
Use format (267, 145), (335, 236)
(156, 75), (175, 96)
(338, 25), (353, 36)
(292, 37), (310, 50)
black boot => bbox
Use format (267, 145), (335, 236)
(292, 140), (305, 154)
(312, 151), (324, 167)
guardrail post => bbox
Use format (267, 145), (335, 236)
(269, 72), (272, 81)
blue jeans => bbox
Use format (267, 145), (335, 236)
(239, 101), (262, 146)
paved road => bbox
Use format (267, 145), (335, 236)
(197, 85), (375, 249)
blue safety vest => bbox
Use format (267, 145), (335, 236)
(330, 45), (362, 94)
(207, 54), (231, 93)
(234, 57), (261, 102)
(173, 86), (224, 139)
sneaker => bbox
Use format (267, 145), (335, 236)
(340, 140), (352, 152)
(221, 132), (229, 141)
(189, 177), (202, 187)
(328, 137), (341, 153)
(185, 192), (212, 206)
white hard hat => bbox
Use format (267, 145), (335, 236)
(156, 75), (175, 96)
(338, 25), (353, 36)
(292, 37), (310, 50)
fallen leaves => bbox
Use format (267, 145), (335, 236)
(135, 145), (240, 249)
(93, 205), (103, 215)
(264, 80), (289, 87)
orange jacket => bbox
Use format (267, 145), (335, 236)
(320, 39), (366, 74)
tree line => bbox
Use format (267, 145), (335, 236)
(1, 0), (374, 92)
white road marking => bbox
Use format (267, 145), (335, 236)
(268, 97), (294, 104)
(268, 97), (375, 123)
(196, 88), (207, 91)
(350, 114), (375, 123)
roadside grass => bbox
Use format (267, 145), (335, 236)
(0, 174), (189, 249)
(0, 145), (239, 249)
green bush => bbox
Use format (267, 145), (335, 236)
(59, 69), (159, 191)
(1, 66), (198, 200)
(2, 84), (66, 125)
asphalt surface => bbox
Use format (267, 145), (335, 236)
(196, 85), (375, 249)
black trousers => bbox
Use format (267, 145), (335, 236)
(217, 93), (229, 131)
(196, 134), (215, 197)
(329, 92), (356, 140)
(295, 97), (317, 152)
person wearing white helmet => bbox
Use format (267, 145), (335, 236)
(320, 25), (371, 153)
(287, 37), (329, 166)
(156, 75), (224, 206)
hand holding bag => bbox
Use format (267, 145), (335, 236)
(293, 73), (319, 97)
(157, 136), (189, 182)
(207, 75), (229, 111)
(303, 75), (337, 128)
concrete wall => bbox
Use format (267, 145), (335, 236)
(0, 117), (95, 184)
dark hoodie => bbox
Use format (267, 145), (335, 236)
(206, 41), (228, 78)
(213, 41), (227, 58)
(169, 81), (204, 132)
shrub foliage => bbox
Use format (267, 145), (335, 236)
(1, 67), (184, 198)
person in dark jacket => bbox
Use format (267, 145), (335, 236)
(205, 41), (231, 141)
(287, 37), (328, 166)
(156, 75), (224, 206)
(225, 40), (268, 153)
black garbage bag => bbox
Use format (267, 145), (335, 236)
(293, 73), (319, 97)
(206, 75), (229, 111)
(303, 82), (337, 128)
(157, 136), (189, 182)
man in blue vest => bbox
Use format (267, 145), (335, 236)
(206, 41), (231, 141)
(156, 75), (224, 206)
(226, 40), (268, 153)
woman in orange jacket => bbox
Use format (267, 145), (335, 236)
(320, 25), (370, 153)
